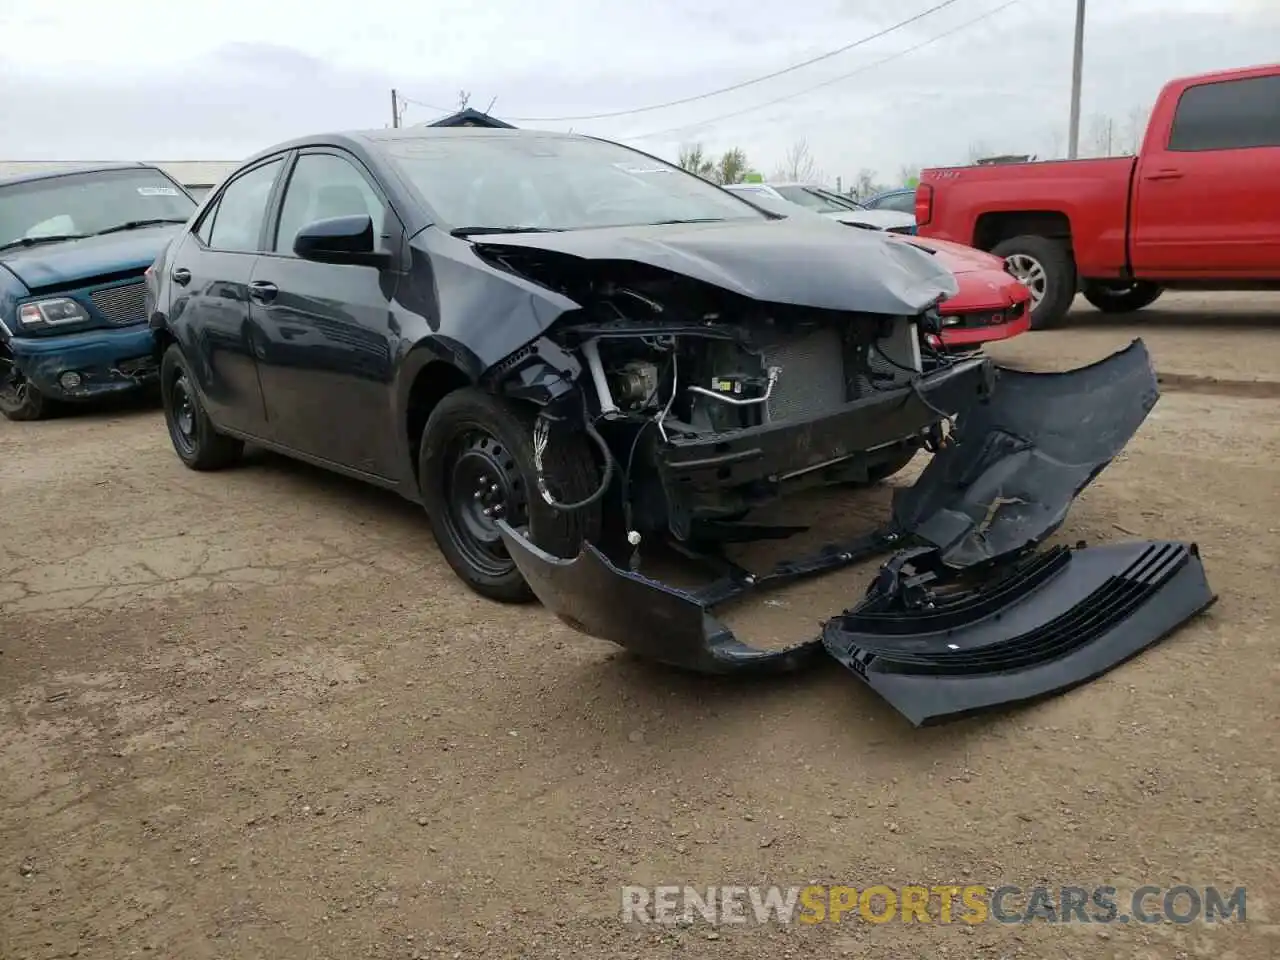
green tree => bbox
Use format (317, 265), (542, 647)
(714, 147), (750, 185)
(677, 143), (715, 179)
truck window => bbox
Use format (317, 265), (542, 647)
(1167, 74), (1280, 152)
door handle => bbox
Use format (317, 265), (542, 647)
(171, 267), (191, 285)
(248, 280), (278, 303)
(1144, 169), (1184, 181)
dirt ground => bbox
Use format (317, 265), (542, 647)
(2, 292), (1278, 959)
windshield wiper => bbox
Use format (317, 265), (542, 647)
(0, 233), (89, 253)
(450, 226), (565, 237)
(93, 218), (188, 236)
(646, 218), (727, 225)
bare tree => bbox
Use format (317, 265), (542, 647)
(966, 141), (993, 164)
(1087, 113), (1116, 157)
(780, 138), (822, 182)
(851, 168), (881, 200)
(456, 90), (472, 111)
(897, 164), (921, 186)
(1045, 127), (1065, 160)
(677, 143), (715, 179)
(714, 147), (750, 185)
(1120, 105), (1149, 155)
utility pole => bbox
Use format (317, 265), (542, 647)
(391, 89), (401, 128)
(1066, 0), (1086, 159)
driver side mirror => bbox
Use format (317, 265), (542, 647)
(293, 215), (390, 268)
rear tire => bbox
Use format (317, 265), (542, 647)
(991, 234), (1076, 330)
(160, 345), (244, 470)
(1081, 280), (1163, 313)
(419, 388), (603, 604)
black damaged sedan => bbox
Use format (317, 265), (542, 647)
(148, 127), (989, 598)
(148, 127), (1212, 725)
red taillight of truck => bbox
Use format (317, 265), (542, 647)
(914, 183), (933, 227)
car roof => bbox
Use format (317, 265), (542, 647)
(238, 126), (595, 168)
(0, 161), (155, 189)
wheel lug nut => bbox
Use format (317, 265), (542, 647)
(473, 489), (484, 500)
(489, 483), (499, 495)
(482, 507), (493, 517)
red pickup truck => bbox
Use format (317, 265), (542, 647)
(914, 62), (1280, 328)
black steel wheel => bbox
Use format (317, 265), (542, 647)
(419, 387), (603, 603)
(441, 427), (529, 580)
(160, 344), (244, 470)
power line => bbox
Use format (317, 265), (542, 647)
(623, 0), (1022, 142)
(414, 0), (964, 125)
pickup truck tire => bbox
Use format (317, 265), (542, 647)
(991, 235), (1077, 330)
(0, 377), (49, 421)
(1081, 280), (1164, 314)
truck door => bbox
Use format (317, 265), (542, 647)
(1130, 70), (1280, 276)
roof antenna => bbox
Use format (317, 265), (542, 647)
(483, 96), (498, 117)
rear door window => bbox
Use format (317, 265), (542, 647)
(1168, 74), (1280, 152)
(206, 159), (284, 252)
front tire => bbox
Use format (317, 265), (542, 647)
(1081, 280), (1163, 314)
(419, 388), (603, 604)
(160, 345), (244, 470)
(0, 372), (49, 421)
(991, 235), (1077, 330)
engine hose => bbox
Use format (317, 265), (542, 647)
(535, 410), (616, 513)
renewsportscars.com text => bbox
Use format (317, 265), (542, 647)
(621, 884), (1246, 925)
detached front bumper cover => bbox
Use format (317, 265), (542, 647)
(498, 339), (1215, 721)
(822, 539), (1216, 726)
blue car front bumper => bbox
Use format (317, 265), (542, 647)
(8, 324), (158, 401)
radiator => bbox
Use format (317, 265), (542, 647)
(764, 327), (847, 422)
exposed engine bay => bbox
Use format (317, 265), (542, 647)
(484, 250), (952, 545)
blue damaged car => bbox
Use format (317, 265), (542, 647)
(0, 163), (198, 420)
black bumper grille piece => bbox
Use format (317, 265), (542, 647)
(822, 540), (1216, 726)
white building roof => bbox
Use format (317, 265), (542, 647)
(0, 160), (241, 187)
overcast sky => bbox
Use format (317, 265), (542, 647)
(1, 0), (1276, 184)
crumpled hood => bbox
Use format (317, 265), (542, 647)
(472, 216), (959, 315)
(0, 224), (180, 292)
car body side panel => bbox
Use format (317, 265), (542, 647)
(917, 156), (1137, 276)
(164, 234), (268, 435)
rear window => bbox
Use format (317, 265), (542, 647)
(1167, 74), (1280, 152)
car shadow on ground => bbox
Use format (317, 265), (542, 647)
(35, 386), (162, 421)
(238, 444), (428, 525)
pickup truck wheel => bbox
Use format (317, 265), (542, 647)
(991, 235), (1076, 330)
(1081, 280), (1164, 314)
(419, 388), (604, 604)
(0, 371), (49, 421)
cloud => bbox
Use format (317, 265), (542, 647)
(1, 0), (1275, 184)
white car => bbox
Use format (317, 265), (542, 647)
(723, 182), (916, 233)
